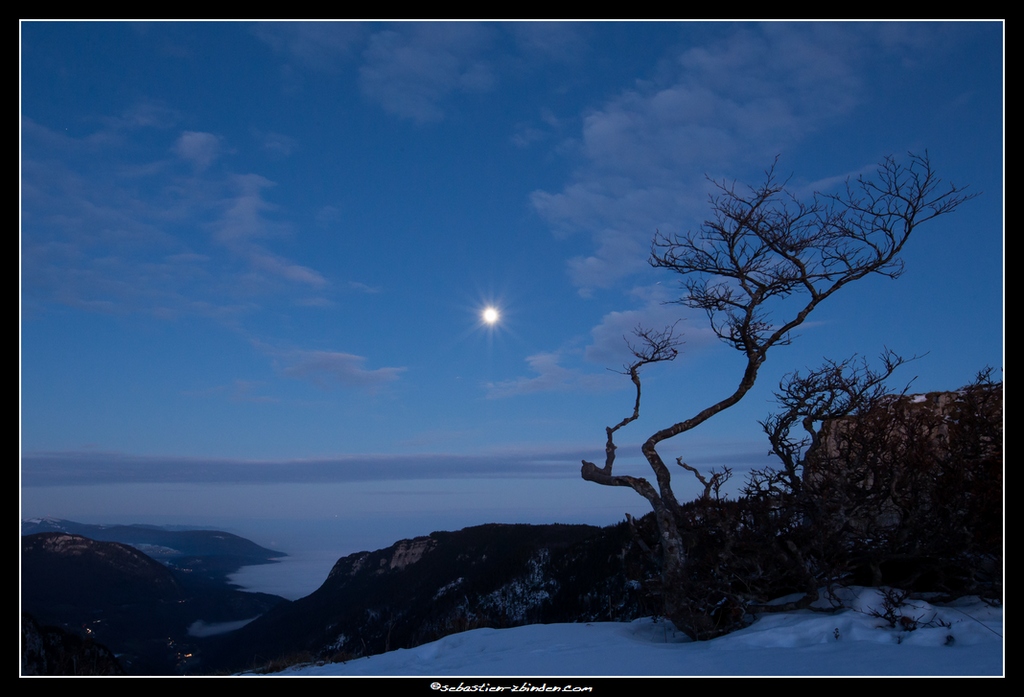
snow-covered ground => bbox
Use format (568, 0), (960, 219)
(260, 588), (1002, 677)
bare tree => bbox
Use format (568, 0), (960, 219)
(756, 349), (913, 498)
(581, 153), (976, 638)
(755, 362), (1002, 602)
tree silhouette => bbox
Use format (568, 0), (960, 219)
(581, 153), (977, 639)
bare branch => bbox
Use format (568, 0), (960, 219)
(677, 459), (732, 500)
(581, 324), (681, 484)
(643, 154), (972, 454)
(652, 153), (976, 363)
(758, 350), (917, 492)
(581, 153), (976, 639)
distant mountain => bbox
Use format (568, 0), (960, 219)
(22, 532), (184, 607)
(21, 518), (285, 586)
(206, 521), (656, 674)
(21, 520), (658, 675)
(21, 532), (287, 675)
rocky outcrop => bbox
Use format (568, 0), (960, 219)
(206, 522), (656, 673)
(807, 385), (1003, 481)
(800, 381), (1002, 589)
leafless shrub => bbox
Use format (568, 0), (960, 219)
(581, 154), (980, 639)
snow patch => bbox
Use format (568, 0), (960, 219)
(268, 589), (1001, 676)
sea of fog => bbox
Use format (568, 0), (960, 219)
(21, 479), (668, 601)
(228, 549), (342, 600)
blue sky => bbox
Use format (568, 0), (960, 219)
(21, 21), (1003, 555)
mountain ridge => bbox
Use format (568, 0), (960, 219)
(205, 520), (655, 674)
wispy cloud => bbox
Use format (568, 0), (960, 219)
(583, 284), (717, 367)
(506, 22), (590, 65)
(21, 444), (768, 486)
(255, 22), (591, 125)
(22, 113), (330, 317)
(251, 22), (365, 71)
(100, 101), (180, 132)
(348, 280), (381, 294)
(281, 350), (405, 390)
(20, 448), (592, 486)
(173, 130), (221, 170)
(532, 23), (887, 295)
(359, 23), (497, 123)
(485, 352), (614, 399)
(486, 283), (720, 398)
(209, 176), (326, 289)
(251, 128), (298, 158)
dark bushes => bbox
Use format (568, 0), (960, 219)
(628, 367), (1002, 640)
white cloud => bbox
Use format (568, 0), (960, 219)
(489, 283), (719, 398)
(532, 24), (879, 295)
(23, 117), (331, 317)
(213, 174), (276, 242)
(213, 174), (328, 288)
(21, 447), (609, 485)
(510, 123), (546, 149)
(506, 22), (589, 65)
(248, 249), (327, 287)
(252, 129), (298, 157)
(566, 227), (648, 296)
(359, 24), (496, 123)
(282, 350), (406, 390)
(348, 280), (381, 294)
(252, 22), (365, 71)
(584, 283), (718, 367)
(173, 131), (221, 170)
(101, 101), (180, 132)
(485, 352), (613, 399)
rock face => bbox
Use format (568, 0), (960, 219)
(206, 522), (656, 673)
(801, 381), (1002, 589)
(808, 386), (1003, 480)
(805, 384), (1002, 506)
(333, 536), (439, 578)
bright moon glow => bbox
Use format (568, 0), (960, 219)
(482, 307), (500, 325)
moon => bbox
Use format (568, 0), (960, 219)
(482, 307), (500, 325)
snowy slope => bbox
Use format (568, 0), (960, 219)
(262, 588), (1002, 677)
